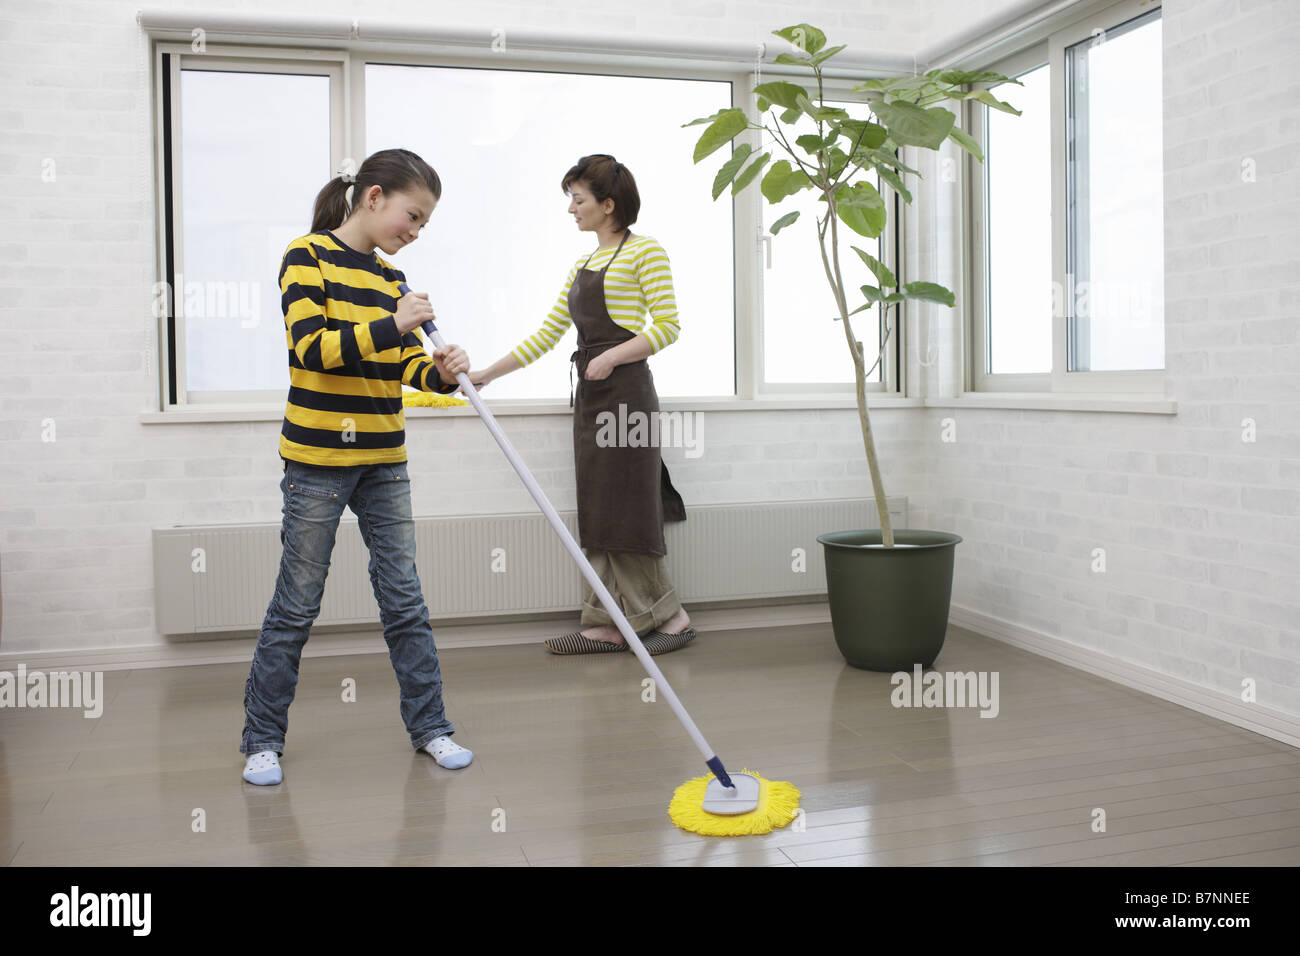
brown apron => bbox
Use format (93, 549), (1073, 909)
(568, 230), (686, 556)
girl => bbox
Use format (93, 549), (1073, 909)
(240, 148), (474, 785)
(469, 154), (697, 656)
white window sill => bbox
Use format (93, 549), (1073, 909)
(137, 395), (926, 423)
(138, 393), (1177, 423)
(927, 392), (1177, 415)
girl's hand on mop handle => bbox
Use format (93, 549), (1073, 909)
(395, 283), (471, 391)
(433, 343), (470, 388)
(395, 290), (435, 334)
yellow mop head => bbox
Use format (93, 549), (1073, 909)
(668, 769), (801, 836)
(402, 391), (468, 408)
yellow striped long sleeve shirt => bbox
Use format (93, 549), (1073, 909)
(511, 234), (681, 367)
(277, 231), (459, 467)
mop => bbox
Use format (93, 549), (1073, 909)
(400, 283), (800, 836)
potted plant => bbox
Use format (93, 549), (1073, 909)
(685, 24), (1020, 670)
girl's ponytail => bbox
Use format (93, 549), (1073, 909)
(311, 176), (354, 234)
(308, 150), (442, 235)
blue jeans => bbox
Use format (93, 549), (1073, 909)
(240, 459), (455, 755)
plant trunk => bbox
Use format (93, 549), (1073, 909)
(821, 201), (895, 547)
(853, 343), (894, 548)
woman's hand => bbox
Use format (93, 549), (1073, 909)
(433, 344), (469, 385)
(464, 353), (522, 393)
(584, 353), (617, 381)
(395, 292), (435, 334)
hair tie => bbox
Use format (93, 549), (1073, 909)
(344, 184), (355, 208)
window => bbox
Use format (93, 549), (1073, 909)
(1065, 9), (1165, 372)
(364, 64), (734, 401)
(986, 63), (1051, 375)
(151, 35), (900, 412)
(760, 98), (889, 389)
(159, 54), (343, 405)
(968, 0), (1164, 394)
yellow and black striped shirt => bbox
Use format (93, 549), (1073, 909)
(277, 231), (458, 467)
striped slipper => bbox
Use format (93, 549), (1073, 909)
(641, 626), (698, 656)
(543, 631), (628, 655)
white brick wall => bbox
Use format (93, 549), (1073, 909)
(913, 0), (1300, 716)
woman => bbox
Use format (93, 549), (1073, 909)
(469, 154), (695, 655)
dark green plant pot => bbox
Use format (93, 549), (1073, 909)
(817, 529), (962, 671)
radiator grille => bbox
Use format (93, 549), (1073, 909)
(153, 498), (904, 635)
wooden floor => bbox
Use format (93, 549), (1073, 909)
(3, 622), (1298, 867)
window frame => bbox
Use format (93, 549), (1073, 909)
(149, 37), (908, 414)
(752, 84), (902, 398)
(964, 0), (1165, 397)
(154, 43), (349, 408)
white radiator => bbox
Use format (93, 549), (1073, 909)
(152, 498), (905, 635)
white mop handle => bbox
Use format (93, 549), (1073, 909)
(417, 309), (721, 769)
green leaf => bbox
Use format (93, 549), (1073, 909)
(761, 160), (794, 203)
(853, 76), (937, 98)
(868, 100), (956, 150)
(876, 76), (937, 97)
(811, 103), (850, 122)
(874, 164), (912, 204)
(826, 146), (849, 180)
(692, 108), (748, 164)
(856, 145), (920, 176)
(852, 246), (896, 287)
(835, 181), (884, 210)
(753, 81), (808, 111)
(928, 68), (1019, 86)
(711, 143), (753, 200)
(773, 52), (810, 66)
(757, 95), (771, 113)
(914, 90), (952, 108)
(731, 152), (770, 194)
(947, 125), (983, 163)
(850, 292), (898, 316)
(682, 107), (730, 128)
(773, 23), (827, 55)
(833, 119), (888, 151)
(779, 107), (802, 124)
(901, 281), (956, 306)
(796, 133), (829, 154)
(955, 88), (1022, 116)
(834, 181), (887, 238)
(810, 43), (846, 66)
(761, 160), (811, 203)
(859, 285), (884, 306)
(770, 210), (800, 235)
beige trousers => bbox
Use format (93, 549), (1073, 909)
(579, 550), (682, 634)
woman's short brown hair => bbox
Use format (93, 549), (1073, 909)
(561, 154), (640, 230)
